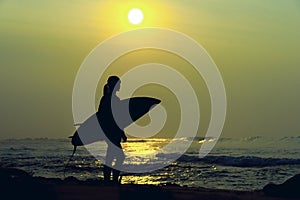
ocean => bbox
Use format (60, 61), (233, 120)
(1, 136), (299, 191)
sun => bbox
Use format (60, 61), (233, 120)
(128, 8), (144, 25)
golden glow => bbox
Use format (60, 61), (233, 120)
(123, 140), (160, 156)
(121, 175), (163, 185)
(128, 8), (144, 25)
(89, 1), (172, 36)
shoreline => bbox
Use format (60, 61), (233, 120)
(1, 168), (300, 200)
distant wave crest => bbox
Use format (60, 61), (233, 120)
(176, 155), (300, 167)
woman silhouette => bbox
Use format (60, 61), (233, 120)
(98, 76), (127, 184)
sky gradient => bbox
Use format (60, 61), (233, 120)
(0, 0), (300, 139)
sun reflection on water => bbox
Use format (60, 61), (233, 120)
(123, 139), (168, 155)
(121, 175), (167, 185)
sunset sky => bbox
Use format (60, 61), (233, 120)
(0, 0), (299, 139)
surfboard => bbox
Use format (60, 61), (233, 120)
(70, 97), (160, 147)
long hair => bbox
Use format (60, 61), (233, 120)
(103, 76), (120, 95)
(103, 84), (110, 95)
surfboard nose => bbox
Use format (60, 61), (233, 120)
(153, 99), (161, 104)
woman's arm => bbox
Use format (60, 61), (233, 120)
(121, 131), (127, 142)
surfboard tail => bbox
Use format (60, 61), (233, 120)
(70, 131), (84, 146)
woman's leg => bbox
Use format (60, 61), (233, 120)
(104, 145), (114, 181)
(112, 146), (125, 183)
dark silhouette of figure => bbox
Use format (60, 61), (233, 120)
(98, 76), (127, 184)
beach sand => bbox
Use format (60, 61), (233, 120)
(53, 184), (285, 200)
(1, 168), (299, 200)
